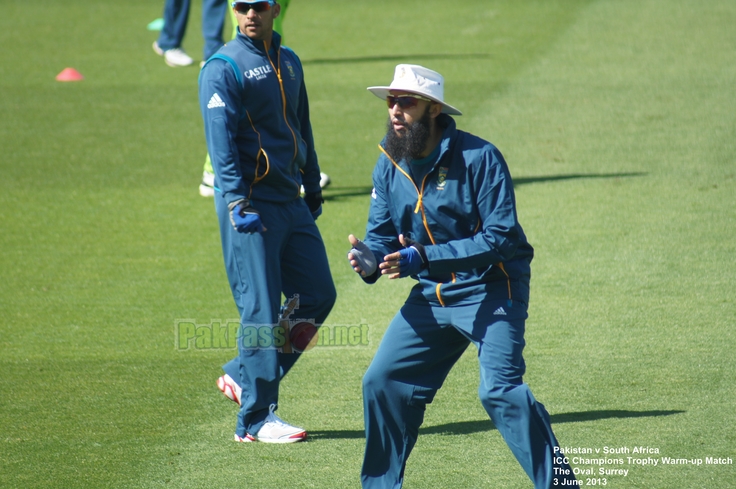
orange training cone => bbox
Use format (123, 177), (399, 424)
(56, 68), (84, 82)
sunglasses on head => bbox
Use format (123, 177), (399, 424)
(386, 94), (433, 110)
(234, 1), (271, 14)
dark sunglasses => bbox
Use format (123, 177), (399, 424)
(234, 2), (271, 14)
(386, 95), (433, 110)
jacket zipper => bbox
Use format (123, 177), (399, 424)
(265, 45), (301, 196)
(380, 146), (456, 306)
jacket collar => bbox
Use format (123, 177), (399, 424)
(434, 114), (456, 167)
(234, 30), (282, 55)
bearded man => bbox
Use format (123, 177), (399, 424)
(347, 64), (577, 489)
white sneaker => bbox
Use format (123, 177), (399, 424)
(235, 404), (307, 444)
(319, 172), (331, 189)
(152, 41), (194, 67)
(199, 170), (215, 197)
(300, 172), (331, 195)
(234, 433), (256, 442)
(152, 41), (164, 56)
(217, 374), (242, 406)
(164, 48), (194, 67)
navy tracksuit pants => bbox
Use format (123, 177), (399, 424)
(361, 298), (576, 489)
(157, 0), (228, 60)
(215, 195), (336, 437)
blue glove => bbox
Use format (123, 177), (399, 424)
(229, 199), (265, 233)
(398, 240), (428, 278)
(303, 192), (323, 220)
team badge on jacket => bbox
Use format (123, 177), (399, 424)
(285, 60), (296, 80)
(437, 167), (449, 190)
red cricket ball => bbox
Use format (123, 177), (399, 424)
(289, 321), (318, 353)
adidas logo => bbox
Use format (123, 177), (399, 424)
(207, 93), (225, 109)
(493, 307), (507, 316)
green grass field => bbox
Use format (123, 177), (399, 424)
(1, 0), (735, 487)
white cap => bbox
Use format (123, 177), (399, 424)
(367, 64), (462, 115)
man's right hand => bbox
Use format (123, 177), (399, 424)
(348, 234), (377, 277)
(229, 199), (266, 233)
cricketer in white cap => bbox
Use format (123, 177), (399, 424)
(349, 64), (578, 489)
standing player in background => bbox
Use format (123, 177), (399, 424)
(153, 0), (228, 67)
(199, 0), (330, 196)
(348, 64), (577, 487)
(199, 0), (336, 443)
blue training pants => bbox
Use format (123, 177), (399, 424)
(214, 195), (336, 437)
(361, 298), (576, 489)
(157, 0), (227, 59)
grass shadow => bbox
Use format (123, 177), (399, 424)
(514, 172), (647, 187)
(421, 409), (686, 435)
(323, 186), (374, 201)
(302, 53), (491, 66)
(321, 173), (646, 202)
(308, 429), (365, 441)
(308, 409), (685, 440)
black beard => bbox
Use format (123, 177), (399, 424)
(383, 107), (432, 163)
